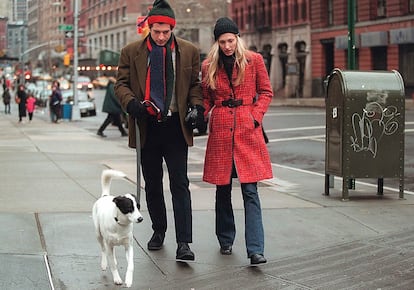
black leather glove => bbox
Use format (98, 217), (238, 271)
(126, 99), (147, 119)
(185, 105), (205, 130)
(195, 105), (206, 130)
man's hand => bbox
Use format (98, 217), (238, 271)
(127, 99), (147, 119)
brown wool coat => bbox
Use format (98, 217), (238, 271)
(201, 52), (273, 185)
(115, 36), (203, 148)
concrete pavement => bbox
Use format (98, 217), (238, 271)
(1, 102), (414, 290)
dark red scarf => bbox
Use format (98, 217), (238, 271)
(145, 36), (175, 120)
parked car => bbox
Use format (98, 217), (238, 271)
(36, 89), (52, 107)
(74, 76), (93, 90)
(61, 89), (97, 117)
(92, 76), (109, 89)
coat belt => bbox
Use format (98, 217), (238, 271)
(215, 99), (252, 108)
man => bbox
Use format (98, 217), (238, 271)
(115, 0), (204, 261)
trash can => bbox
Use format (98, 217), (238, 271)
(62, 103), (72, 120)
(324, 68), (405, 200)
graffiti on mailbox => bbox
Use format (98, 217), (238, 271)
(350, 91), (401, 158)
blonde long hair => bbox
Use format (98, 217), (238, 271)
(203, 35), (249, 90)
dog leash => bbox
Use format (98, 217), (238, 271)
(135, 120), (141, 208)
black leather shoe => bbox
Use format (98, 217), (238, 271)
(250, 254), (267, 265)
(97, 131), (107, 137)
(176, 242), (195, 261)
(220, 245), (232, 255)
(147, 232), (165, 250)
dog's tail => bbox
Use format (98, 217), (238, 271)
(101, 169), (127, 197)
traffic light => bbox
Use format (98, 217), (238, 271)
(63, 54), (71, 66)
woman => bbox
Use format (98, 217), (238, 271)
(16, 84), (27, 123)
(201, 17), (273, 265)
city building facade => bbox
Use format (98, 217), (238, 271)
(311, 0), (414, 98)
(231, 0), (312, 98)
(232, 0), (414, 98)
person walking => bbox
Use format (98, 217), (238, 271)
(16, 84), (27, 123)
(26, 93), (36, 121)
(115, 0), (204, 261)
(97, 77), (128, 137)
(201, 17), (273, 265)
(2, 87), (11, 114)
(49, 82), (62, 123)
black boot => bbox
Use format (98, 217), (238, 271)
(176, 242), (195, 261)
(97, 130), (107, 137)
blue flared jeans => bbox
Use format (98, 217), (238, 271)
(215, 182), (264, 257)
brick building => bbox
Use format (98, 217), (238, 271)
(311, 0), (414, 98)
(231, 0), (414, 98)
(231, 0), (312, 98)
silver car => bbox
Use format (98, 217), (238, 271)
(60, 89), (97, 117)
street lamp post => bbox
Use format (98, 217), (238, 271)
(73, 0), (78, 105)
(72, 0), (80, 120)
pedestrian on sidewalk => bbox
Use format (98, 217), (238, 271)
(49, 82), (62, 123)
(26, 93), (36, 121)
(97, 76), (128, 137)
(16, 84), (27, 123)
(201, 17), (273, 265)
(2, 87), (11, 114)
(115, 0), (204, 261)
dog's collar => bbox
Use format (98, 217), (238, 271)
(114, 216), (128, 226)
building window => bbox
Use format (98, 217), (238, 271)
(301, 0), (307, 20)
(240, 7), (244, 30)
(122, 7), (127, 20)
(377, 0), (386, 17)
(268, 0), (272, 27)
(293, 0), (299, 21)
(277, 0), (281, 25)
(247, 5), (252, 30)
(260, 1), (266, 27)
(410, 0), (414, 13)
(327, 0), (333, 26)
(284, 0), (288, 24)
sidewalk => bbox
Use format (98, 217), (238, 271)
(1, 109), (414, 290)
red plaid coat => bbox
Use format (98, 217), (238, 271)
(201, 52), (273, 185)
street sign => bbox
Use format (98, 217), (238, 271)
(78, 31), (85, 37)
(65, 31), (74, 39)
(59, 24), (73, 31)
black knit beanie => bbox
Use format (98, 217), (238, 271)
(148, 0), (176, 28)
(214, 17), (239, 40)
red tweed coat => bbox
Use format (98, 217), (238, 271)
(201, 52), (273, 185)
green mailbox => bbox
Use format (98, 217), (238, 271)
(324, 69), (405, 200)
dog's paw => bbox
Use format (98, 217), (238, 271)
(125, 274), (133, 287)
(113, 277), (123, 285)
(100, 258), (107, 270)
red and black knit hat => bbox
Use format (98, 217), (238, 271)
(148, 0), (176, 28)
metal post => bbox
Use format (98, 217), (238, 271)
(347, 0), (356, 189)
(347, 0), (356, 70)
(72, 0), (80, 119)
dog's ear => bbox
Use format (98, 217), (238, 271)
(112, 196), (120, 204)
(129, 194), (141, 210)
